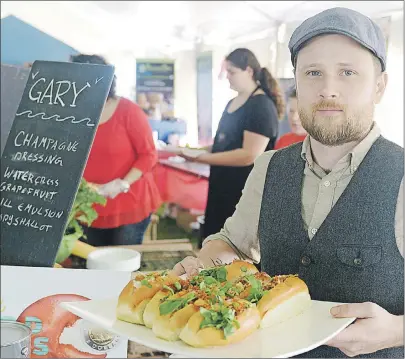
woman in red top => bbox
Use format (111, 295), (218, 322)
(71, 54), (161, 246)
(275, 89), (307, 150)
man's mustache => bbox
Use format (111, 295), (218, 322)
(312, 100), (346, 112)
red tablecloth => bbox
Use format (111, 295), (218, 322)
(153, 157), (209, 211)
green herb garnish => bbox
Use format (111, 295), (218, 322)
(199, 306), (240, 339)
(162, 285), (174, 295)
(159, 293), (196, 316)
(241, 266), (247, 272)
(199, 266), (228, 283)
(203, 276), (218, 285)
(245, 275), (264, 303)
(141, 279), (152, 288)
(218, 282), (234, 297)
(174, 282), (182, 291)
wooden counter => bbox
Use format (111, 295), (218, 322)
(103, 239), (194, 253)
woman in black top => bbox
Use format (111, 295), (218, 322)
(184, 48), (285, 243)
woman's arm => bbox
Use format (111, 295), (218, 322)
(192, 131), (269, 167)
(122, 167), (143, 185)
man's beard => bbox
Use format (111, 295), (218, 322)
(298, 100), (374, 146)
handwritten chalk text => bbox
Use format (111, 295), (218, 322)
(11, 151), (63, 167)
(14, 131), (78, 152)
(0, 198), (12, 208)
(0, 213), (52, 232)
(17, 203), (64, 219)
(3, 167), (59, 187)
(29, 77), (91, 108)
(0, 182), (58, 201)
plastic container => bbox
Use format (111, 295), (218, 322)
(86, 248), (141, 272)
(1, 321), (31, 358)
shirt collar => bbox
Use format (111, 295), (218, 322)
(301, 122), (382, 174)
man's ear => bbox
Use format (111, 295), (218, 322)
(293, 70), (298, 97)
(375, 72), (388, 104)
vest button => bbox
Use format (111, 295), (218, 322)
(301, 255), (311, 266)
(353, 258), (362, 266)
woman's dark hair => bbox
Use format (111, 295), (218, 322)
(70, 54), (117, 99)
(226, 48), (285, 120)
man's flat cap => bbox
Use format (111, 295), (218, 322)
(289, 7), (386, 71)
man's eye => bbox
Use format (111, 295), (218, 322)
(306, 70), (321, 77)
(341, 70), (355, 76)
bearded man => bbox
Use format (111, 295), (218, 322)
(173, 7), (403, 358)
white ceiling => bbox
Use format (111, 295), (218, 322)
(1, 1), (403, 55)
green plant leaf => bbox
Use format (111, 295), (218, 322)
(56, 178), (106, 263)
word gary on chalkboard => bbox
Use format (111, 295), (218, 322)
(0, 60), (114, 267)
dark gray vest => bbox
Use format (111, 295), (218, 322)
(258, 136), (404, 358)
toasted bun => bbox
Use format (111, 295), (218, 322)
(116, 281), (150, 324)
(225, 261), (258, 281)
(257, 277), (311, 328)
(179, 306), (261, 348)
(116, 274), (179, 325)
(117, 297), (150, 325)
(153, 304), (199, 341)
(143, 291), (169, 328)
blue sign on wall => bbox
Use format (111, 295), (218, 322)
(135, 59), (175, 119)
(1, 15), (78, 65)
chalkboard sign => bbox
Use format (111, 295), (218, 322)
(0, 60), (114, 267)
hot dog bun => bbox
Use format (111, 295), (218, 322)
(116, 271), (179, 325)
(143, 290), (169, 328)
(148, 290), (200, 341)
(179, 304), (261, 347)
(257, 276), (311, 328)
(153, 303), (199, 341)
(224, 260), (258, 280)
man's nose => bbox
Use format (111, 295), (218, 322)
(318, 77), (339, 99)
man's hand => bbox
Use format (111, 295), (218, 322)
(173, 240), (241, 278)
(172, 256), (204, 278)
(326, 302), (403, 357)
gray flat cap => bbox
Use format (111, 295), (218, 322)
(289, 7), (386, 71)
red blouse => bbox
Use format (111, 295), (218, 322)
(274, 133), (307, 150)
(83, 97), (161, 229)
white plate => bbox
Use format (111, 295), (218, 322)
(60, 299), (355, 358)
(168, 156), (186, 164)
(181, 148), (208, 159)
